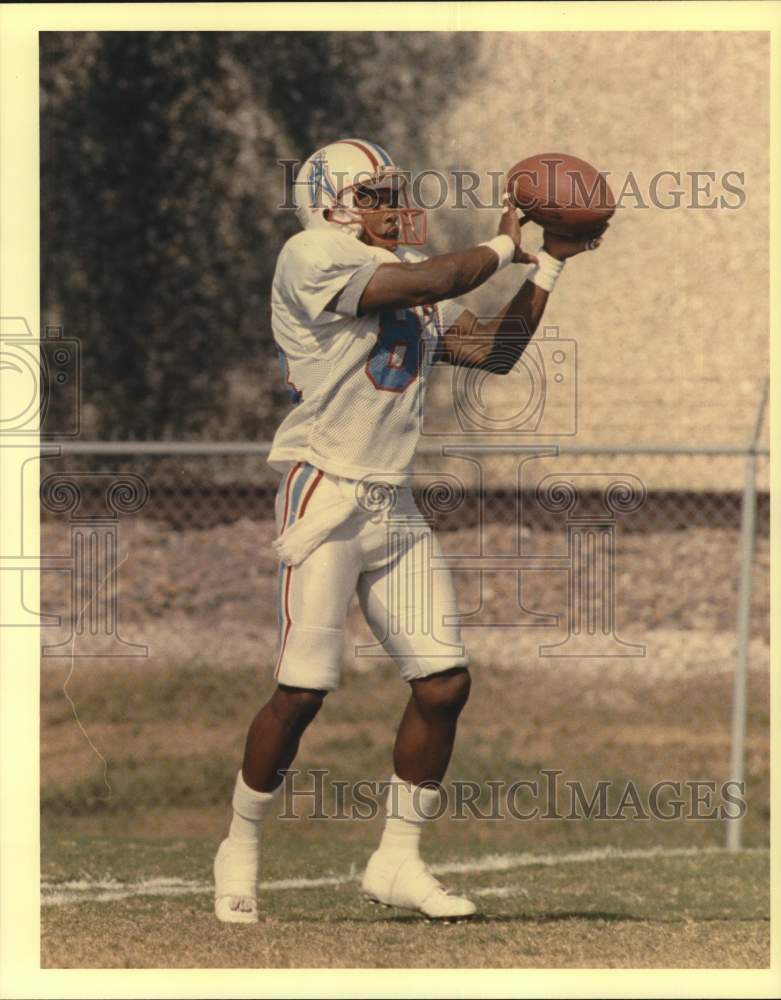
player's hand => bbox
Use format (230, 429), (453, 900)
(543, 224), (609, 261)
(498, 194), (538, 265)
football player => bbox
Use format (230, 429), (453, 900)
(214, 139), (605, 923)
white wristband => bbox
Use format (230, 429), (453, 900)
(527, 250), (565, 292)
(479, 234), (516, 270)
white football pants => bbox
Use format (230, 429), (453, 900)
(273, 462), (469, 691)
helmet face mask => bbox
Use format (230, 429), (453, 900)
(346, 173), (427, 247)
(294, 140), (427, 247)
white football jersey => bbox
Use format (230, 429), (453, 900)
(268, 229), (465, 483)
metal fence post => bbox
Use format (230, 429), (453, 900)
(726, 377), (769, 851)
(43, 430), (771, 852)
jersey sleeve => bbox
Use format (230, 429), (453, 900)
(278, 232), (381, 322)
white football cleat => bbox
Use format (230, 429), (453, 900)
(213, 837), (259, 924)
(361, 851), (477, 920)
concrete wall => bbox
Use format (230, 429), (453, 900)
(418, 31), (769, 488)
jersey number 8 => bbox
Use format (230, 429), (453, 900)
(365, 309), (422, 393)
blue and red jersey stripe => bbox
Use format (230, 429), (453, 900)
(274, 463), (324, 678)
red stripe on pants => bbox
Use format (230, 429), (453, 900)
(274, 469), (324, 680)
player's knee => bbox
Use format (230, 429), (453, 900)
(271, 685), (326, 730)
(413, 668), (471, 717)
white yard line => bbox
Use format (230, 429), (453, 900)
(41, 844), (767, 907)
(471, 885), (521, 898)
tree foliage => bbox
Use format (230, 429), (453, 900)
(41, 31), (478, 439)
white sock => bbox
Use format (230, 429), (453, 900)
(227, 770), (278, 845)
(376, 774), (442, 859)
(216, 772), (278, 898)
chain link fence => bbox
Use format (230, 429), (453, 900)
(40, 443), (769, 530)
(39, 424), (769, 848)
(40, 442), (769, 644)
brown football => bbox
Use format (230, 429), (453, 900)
(506, 152), (615, 237)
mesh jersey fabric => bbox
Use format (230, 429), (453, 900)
(269, 228), (465, 483)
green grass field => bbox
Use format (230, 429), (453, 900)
(41, 658), (770, 968)
(42, 836), (768, 968)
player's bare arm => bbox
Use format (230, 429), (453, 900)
(357, 189), (607, 373)
(356, 193), (538, 314)
(440, 211), (608, 373)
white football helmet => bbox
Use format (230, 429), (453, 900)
(293, 138), (426, 246)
